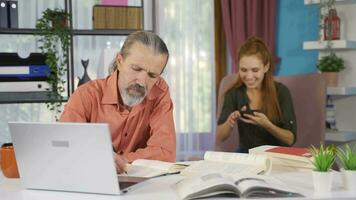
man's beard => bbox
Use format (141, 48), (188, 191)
(119, 83), (147, 107)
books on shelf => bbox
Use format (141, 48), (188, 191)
(174, 173), (304, 200)
(92, 5), (143, 30)
(124, 159), (188, 178)
(249, 145), (314, 169)
(180, 151), (272, 177)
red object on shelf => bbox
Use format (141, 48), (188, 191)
(324, 9), (340, 40)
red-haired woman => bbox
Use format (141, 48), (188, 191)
(217, 37), (296, 153)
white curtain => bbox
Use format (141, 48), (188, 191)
(156, 0), (216, 161)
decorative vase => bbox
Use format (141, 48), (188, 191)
(322, 72), (338, 87)
(340, 168), (356, 190)
(312, 170), (333, 193)
(324, 8), (340, 40)
(0, 143), (20, 178)
(77, 59), (91, 87)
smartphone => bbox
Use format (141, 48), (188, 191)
(239, 110), (259, 118)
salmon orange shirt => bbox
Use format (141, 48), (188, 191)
(60, 71), (176, 163)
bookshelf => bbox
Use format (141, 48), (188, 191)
(304, 0), (356, 143)
(0, 0), (148, 103)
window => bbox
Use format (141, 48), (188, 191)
(156, 0), (215, 160)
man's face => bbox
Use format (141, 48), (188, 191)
(116, 42), (168, 107)
(238, 55), (269, 90)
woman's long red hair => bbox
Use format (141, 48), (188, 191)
(235, 37), (281, 123)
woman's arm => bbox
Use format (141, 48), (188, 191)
(217, 111), (240, 141)
(262, 118), (294, 145)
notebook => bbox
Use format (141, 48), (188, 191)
(8, 122), (146, 195)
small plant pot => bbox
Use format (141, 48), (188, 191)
(0, 144), (20, 178)
(312, 170), (333, 193)
(322, 72), (338, 87)
(340, 168), (356, 190)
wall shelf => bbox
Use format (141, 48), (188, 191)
(0, 28), (142, 36)
(325, 130), (356, 142)
(0, 92), (68, 104)
(304, 0), (356, 5)
(327, 87), (356, 95)
(303, 40), (356, 50)
(0, 28), (39, 35)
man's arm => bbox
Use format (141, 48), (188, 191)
(59, 87), (91, 122)
(125, 91), (176, 163)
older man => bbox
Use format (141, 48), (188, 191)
(60, 31), (176, 173)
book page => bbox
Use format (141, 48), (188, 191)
(131, 159), (174, 171)
(125, 159), (187, 178)
(180, 152), (271, 176)
(204, 151), (269, 166)
(174, 173), (239, 200)
(233, 174), (302, 198)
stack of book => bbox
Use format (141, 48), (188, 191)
(92, 5), (143, 30)
(249, 145), (314, 170)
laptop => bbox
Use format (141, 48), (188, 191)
(8, 122), (146, 195)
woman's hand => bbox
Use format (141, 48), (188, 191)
(240, 111), (272, 129)
(225, 111), (240, 128)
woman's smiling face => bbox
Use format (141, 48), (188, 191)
(238, 55), (269, 90)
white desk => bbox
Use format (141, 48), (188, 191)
(1, 171), (356, 200)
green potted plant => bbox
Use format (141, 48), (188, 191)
(316, 52), (344, 87)
(317, 52), (345, 73)
(36, 8), (71, 120)
(309, 144), (336, 192)
(336, 144), (356, 190)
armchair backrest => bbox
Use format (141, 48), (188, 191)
(275, 73), (326, 147)
(215, 74), (239, 152)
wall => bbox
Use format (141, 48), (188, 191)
(328, 3), (356, 132)
(276, 0), (319, 76)
(277, 0), (356, 136)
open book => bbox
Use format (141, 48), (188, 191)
(125, 159), (188, 178)
(180, 151), (271, 177)
(249, 145), (314, 169)
(174, 173), (303, 199)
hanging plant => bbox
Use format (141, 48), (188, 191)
(36, 8), (71, 120)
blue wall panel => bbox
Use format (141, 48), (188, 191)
(275, 0), (319, 76)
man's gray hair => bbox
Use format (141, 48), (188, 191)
(109, 31), (169, 74)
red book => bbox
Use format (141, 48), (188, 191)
(249, 145), (314, 169)
(265, 146), (312, 158)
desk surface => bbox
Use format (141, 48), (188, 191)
(1, 170), (356, 200)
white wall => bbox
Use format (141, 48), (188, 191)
(328, 3), (356, 132)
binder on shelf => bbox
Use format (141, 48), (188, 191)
(0, 53), (46, 66)
(0, 81), (50, 92)
(0, 0), (8, 28)
(92, 5), (143, 30)
(7, 0), (18, 28)
(0, 65), (50, 81)
(0, 53), (49, 82)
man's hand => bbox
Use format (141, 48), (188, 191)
(113, 153), (128, 174)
